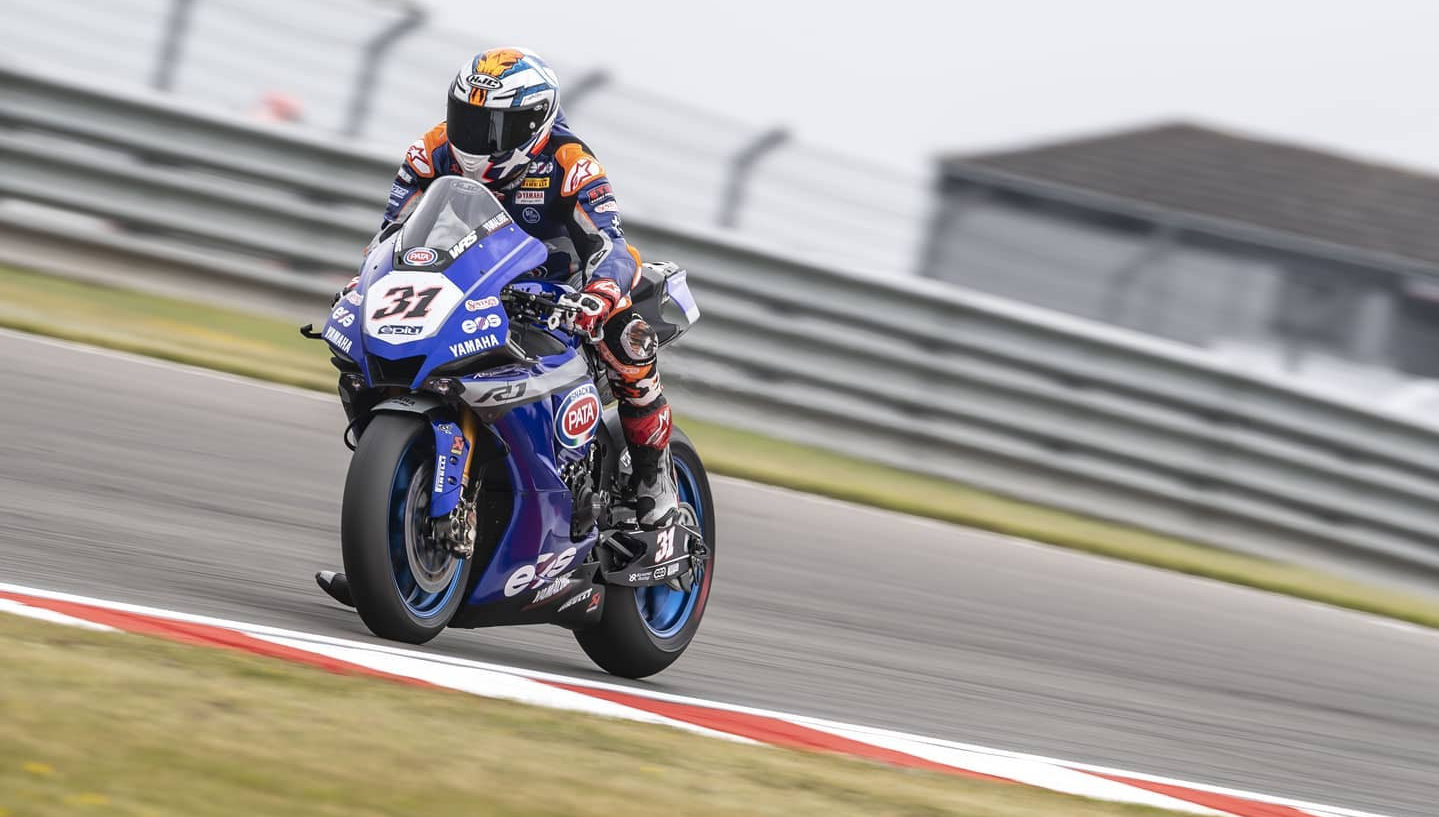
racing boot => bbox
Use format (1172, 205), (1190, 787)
(630, 443), (678, 528)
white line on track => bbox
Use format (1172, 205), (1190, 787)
(0, 581), (1395, 817)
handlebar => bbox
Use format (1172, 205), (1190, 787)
(501, 286), (578, 334)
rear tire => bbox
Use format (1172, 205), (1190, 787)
(575, 430), (716, 678)
(341, 413), (470, 644)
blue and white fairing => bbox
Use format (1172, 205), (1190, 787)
(320, 177), (607, 608)
(323, 176), (546, 388)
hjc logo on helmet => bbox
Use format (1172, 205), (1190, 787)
(466, 74), (503, 90)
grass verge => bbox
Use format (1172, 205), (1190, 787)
(0, 612), (1180, 816)
(4, 264), (1439, 630)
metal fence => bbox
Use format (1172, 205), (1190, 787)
(0, 0), (933, 278)
(4, 63), (1439, 596)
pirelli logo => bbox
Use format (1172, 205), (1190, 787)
(521, 177), (550, 189)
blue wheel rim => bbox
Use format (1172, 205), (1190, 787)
(388, 436), (464, 619)
(636, 457), (706, 638)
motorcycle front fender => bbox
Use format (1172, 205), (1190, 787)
(371, 394), (469, 518)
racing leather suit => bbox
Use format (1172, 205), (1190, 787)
(379, 114), (674, 479)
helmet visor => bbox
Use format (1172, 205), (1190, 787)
(447, 98), (550, 156)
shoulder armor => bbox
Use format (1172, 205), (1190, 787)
(555, 141), (606, 197)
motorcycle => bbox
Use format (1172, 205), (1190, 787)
(300, 175), (715, 678)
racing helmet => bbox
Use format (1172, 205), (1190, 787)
(446, 48), (560, 186)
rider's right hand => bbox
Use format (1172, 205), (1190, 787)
(556, 290), (610, 342)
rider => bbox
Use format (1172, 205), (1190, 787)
(368, 47), (677, 528)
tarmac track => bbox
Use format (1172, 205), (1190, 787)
(1, 330), (1435, 816)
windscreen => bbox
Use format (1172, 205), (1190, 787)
(397, 176), (510, 256)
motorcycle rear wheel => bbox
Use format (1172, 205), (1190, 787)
(341, 413), (471, 644)
(574, 430), (716, 678)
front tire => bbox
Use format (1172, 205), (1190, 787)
(341, 413), (471, 644)
(575, 430), (716, 678)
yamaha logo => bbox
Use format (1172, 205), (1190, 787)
(554, 384), (600, 449)
(466, 74), (503, 90)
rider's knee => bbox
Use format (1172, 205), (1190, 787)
(605, 312), (657, 365)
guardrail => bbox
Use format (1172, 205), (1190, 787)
(0, 0), (931, 277)
(4, 64), (1439, 593)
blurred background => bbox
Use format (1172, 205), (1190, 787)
(5, 0), (1439, 591)
(5, 9), (1439, 813)
(7, 0), (1439, 403)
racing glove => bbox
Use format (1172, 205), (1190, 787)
(558, 279), (625, 342)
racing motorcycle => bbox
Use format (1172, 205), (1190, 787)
(300, 175), (714, 678)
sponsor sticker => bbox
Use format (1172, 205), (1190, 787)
(561, 155), (604, 197)
(345, 291), (363, 306)
(482, 213), (511, 232)
(377, 324), (424, 336)
(593, 200), (619, 214)
(521, 206), (541, 224)
(504, 547), (578, 597)
(586, 183), (613, 201)
(323, 326), (352, 355)
(465, 296), (499, 312)
(403, 247), (438, 266)
(514, 190), (545, 205)
(530, 576), (574, 605)
(448, 232), (477, 258)
(528, 159), (554, 175)
(521, 177), (549, 189)
(554, 384), (601, 449)
(448, 335), (500, 357)
(556, 588), (593, 613)
(466, 73), (503, 90)
(461, 314), (502, 334)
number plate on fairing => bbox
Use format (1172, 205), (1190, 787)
(363, 272), (465, 343)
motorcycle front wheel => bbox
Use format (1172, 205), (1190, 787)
(341, 413), (471, 644)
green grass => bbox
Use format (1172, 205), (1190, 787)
(4, 264), (1439, 630)
(0, 612), (1184, 817)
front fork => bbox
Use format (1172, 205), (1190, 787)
(429, 409), (483, 557)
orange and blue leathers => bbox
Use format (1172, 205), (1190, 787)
(380, 113), (672, 456)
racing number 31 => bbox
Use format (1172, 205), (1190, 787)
(371, 286), (442, 320)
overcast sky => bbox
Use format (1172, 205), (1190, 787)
(428, 0), (1439, 175)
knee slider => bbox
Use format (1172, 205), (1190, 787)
(616, 317), (658, 363)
